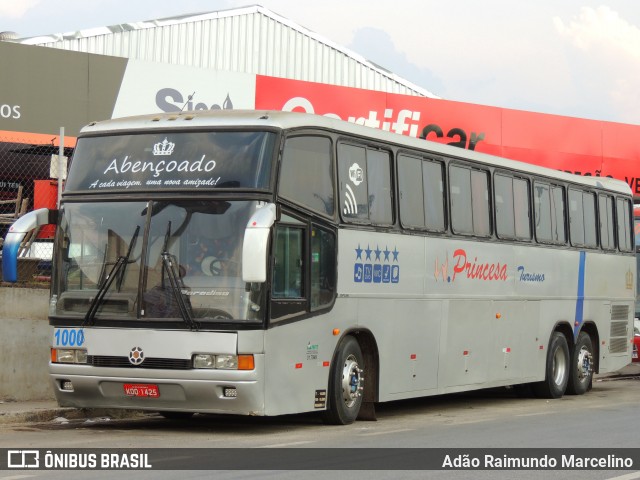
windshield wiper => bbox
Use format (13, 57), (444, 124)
(82, 226), (140, 327)
(160, 222), (199, 331)
(81, 255), (127, 327)
(116, 225), (140, 291)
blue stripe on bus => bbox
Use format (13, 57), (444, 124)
(574, 251), (586, 338)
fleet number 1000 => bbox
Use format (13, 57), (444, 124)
(53, 328), (85, 347)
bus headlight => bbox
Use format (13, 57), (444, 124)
(215, 355), (238, 370)
(52, 348), (88, 364)
(192, 354), (254, 370)
(193, 354), (215, 369)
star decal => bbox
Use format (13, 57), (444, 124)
(355, 244), (363, 260)
(365, 244), (372, 261)
(374, 245), (381, 261)
(383, 246), (390, 262)
(392, 247), (399, 262)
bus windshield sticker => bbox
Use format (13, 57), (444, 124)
(65, 132), (275, 192)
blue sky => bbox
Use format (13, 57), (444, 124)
(2, 0), (639, 124)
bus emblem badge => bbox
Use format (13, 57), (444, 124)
(129, 346), (145, 365)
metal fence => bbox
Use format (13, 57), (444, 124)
(0, 130), (73, 285)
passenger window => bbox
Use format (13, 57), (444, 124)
(367, 150), (393, 225)
(583, 192), (597, 248)
(495, 174), (515, 238)
(599, 195), (615, 250)
(569, 188), (585, 246)
(471, 170), (490, 236)
(338, 144), (393, 225)
(513, 178), (531, 240)
(617, 198), (633, 252)
(569, 189), (597, 248)
(551, 185), (566, 244)
(423, 160), (446, 231)
(279, 136), (334, 217)
(398, 154), (425, 228)
(450, 164), (490, 236)
(534, 182), (552, 242)
(450, 165), (473, 234)
(338, 144), (369, 222)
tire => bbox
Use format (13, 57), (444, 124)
(566, 331), (594, 395)
(532, 331), (570, 399)
(159, 411), (195, 420)
(323, 336), (365, 425)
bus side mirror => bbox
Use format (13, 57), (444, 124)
(242, 203), (277, 283)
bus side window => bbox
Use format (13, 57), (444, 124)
(279, 136), (334, 218)
(569, 188), (585, 246)
(599, 194), (615, 250)
(617, 197), (633, 252)
(272, 225), (304, 299)
(450, 164), (490, 236)
(338, 144), (369, 222)
(311, 225), (336, 310)
(550, 185), (566, 244)
(533, 182), (552, 242)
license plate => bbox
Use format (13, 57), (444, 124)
(123, 383), (160, 398)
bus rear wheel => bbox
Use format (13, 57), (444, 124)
(566, 331), (594, 395)
(323, 336), (364, 425)
(533, 331), (569, 399)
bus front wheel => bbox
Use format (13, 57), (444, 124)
(323, 336), (364, 425)
(533, 331), (570, 399)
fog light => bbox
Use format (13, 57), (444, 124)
(223, 387), (237, 398)
(61, 380), (74, 391)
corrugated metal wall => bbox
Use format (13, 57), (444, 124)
(19, 6), (435, 98)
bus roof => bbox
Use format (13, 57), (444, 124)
(81, 110), (632, 196)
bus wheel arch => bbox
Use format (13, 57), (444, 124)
(323, 330), (379, 425)
(533, 327), (571, 399)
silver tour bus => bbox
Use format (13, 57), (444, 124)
(3, 110), (635, 424)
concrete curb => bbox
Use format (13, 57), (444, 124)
(0, 406), (145, 425)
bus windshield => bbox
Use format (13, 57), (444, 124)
(53, 200), (265, 325)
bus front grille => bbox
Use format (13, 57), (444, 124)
(87, 355), (191, 370)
